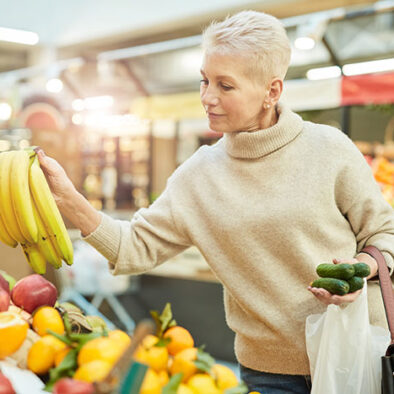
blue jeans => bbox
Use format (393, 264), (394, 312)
(240, 365), (312, 394)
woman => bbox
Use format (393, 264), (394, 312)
(37, 11), (394, 393)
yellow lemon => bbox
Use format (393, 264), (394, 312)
(108, 329), (131, 349)
(187, 373), (221, 394)
(211, 363), (238, 390)
(177, 383), (194, 394)
(27, 337), (56, 374)
(77, 337), (124, 366)
(134, 344), (169, 372)
(157, 370), (170, 386)
(169, 347), (198, 382)
(54, 346), (71, 367)
(32, 306), (64, 336)
(140, 368), (161, 394)
(74, 359), (112, 383)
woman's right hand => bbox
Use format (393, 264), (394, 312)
(35, 148), (77, 207)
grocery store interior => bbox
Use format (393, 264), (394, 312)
(0, 0), (394, 388)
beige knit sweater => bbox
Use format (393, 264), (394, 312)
(85, 104), (394, 375)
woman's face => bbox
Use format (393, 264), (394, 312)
(200, 52), (268, 133)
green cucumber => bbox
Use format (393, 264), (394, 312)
(316, 263), (355, 280)
(311, 278), (350, 295)
(347, 276), (364, 293)
(352, 263), (370, 278)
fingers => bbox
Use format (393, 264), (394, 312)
(333, 257), (359, 265)
(35, 149), (59, 176)
(308, 286), (362, 305)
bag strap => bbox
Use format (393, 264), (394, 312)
(361, 245), (394, 344)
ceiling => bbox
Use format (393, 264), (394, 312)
(0, 0), (393, 115)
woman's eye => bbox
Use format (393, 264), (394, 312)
(200, 79), (208, 85)
(221, 84), (233, 91)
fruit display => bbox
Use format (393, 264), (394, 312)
(135, 303), (247, 394)
(0, 148), (73, 274)
(311, 262), (370, 295)
(367, 156), (394, 207)
(0, 272), (247, 393)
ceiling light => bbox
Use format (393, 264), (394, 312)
(294, 37), (315, 50)
(84, 96), (114, 110)
(343, 58), (394, 76)
(0, 27), (39, 45)
(0, 103), (12, 121)
(307, 66), (342, 80)
(72, 99), (85, 111)
(46, 78), (63, 93)
(294, 17), (327, 51)
(72, 114), (84, 125)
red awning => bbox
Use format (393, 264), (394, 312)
(341, 72), (394, 106)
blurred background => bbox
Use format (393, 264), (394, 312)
(1, 0), (393, 362)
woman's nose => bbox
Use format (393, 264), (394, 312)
(201, 88), (219, 107)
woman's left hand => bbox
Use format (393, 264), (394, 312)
(307, 258), (362, 305)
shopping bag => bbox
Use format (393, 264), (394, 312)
(305, 283), (391, 394)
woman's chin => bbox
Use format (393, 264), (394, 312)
(208, 121), (234, 134)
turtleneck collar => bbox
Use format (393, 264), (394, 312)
(223, 103), (303, 159)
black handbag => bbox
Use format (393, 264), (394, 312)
(361, 246), (394, 394)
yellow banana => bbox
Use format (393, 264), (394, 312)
(10, 150), (38, 243)
(29, 155), (73, 265)
(0, 152), (27, 243)
(31, 198), (62, 269)
(0, 212), (17, 247)
(21, 243), (46, 274)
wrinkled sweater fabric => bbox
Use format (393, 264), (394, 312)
(85, 103), (394, 375)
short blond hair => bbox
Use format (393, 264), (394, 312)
(202, 10), (291, 83)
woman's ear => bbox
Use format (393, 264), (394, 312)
(264, 78), (283, 109)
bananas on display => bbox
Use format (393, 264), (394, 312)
(0, 149), (73, 273)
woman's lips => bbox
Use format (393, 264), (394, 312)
(208, 112), (225, 119)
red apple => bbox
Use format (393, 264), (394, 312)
(0, 288), (10, 312)
(53, 378), (94, 394)
(0, 373), (15, 394)
(0, 275), (9, 295)
(11, 274), (57, 314)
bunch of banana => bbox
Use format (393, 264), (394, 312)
(0, 149), (73, 274)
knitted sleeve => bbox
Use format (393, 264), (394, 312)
(83, 172), (192, 275)
(335, 137), (394, 274)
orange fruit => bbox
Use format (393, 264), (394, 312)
(27, 337), (57, 374)
(187, 373), (221, 394)
(32, 306), (65, 336)
(77, 337), (124, 366)
(139, 368), (161, 394)
(211, 364), (238, 390)
(74, 359), (112, 383)
(0, 311), (28, 359)
(169, 347), (198, 382)
(163, 326), (194, 356)
(54, 347), (71, 367)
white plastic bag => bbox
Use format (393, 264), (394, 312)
(306, 283), (391, 394)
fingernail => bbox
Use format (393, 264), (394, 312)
(37, 148), (46, 157)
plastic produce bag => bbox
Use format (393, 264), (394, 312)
(305, 283), (391, 394)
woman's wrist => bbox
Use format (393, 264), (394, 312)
(58, 189), (101, 237)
